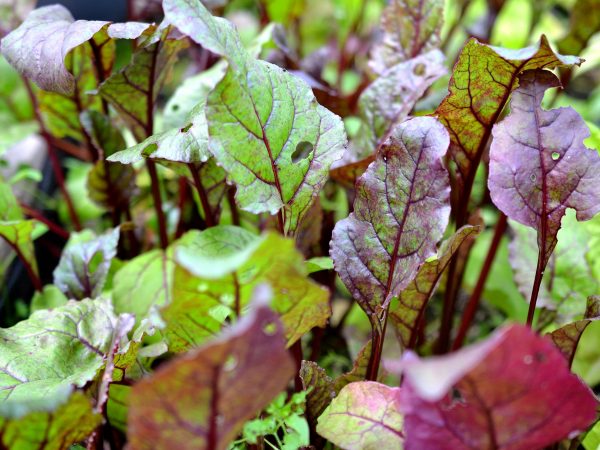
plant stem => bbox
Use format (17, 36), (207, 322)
(365, 310), (388, 381)
(227, 187), (240, 226)
(526, 249), (546, 327)
(146, 160), (169, 249)
(20, 203), (70, 240)
(187, 163), (215, 227)
(3, 238), (43, 292)
(453, 213), (507, 349)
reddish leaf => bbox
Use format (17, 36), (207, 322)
(489, 70), (600, 268)
(330, 116), (450, 320)
(127, 286), (295, 449)
(400, 324), (598, 450)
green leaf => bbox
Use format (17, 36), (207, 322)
(0, 297), (120, 408)
(557, 0), (600, 55)
(164, 0), (348, 234)
(166, 226), (330, 350)
(316, 381), (404, 450)
(30, 285), (68, 312)
(389, 225), (481, 349)
(0, 391), (101, 450)
(106, 384), (130, 433)
(306, 256), (334, 274)
(127, 288), (295, 450)
(53, 227), (120, 300)
(369, 0), (444, 74)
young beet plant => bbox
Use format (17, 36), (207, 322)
(0, 0), (599, 449)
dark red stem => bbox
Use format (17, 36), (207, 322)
(20, 203), (70, 240)
(526, 248), (546, 327)
(188, 163), (215, 227)
(146, 160), (169, 249)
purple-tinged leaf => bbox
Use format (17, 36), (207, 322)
(435, 36), (581, 224)
(370, 0), (444, 75)
(0, 0), (35, 38)
(127, 287), (295, 450)
(549, 296), (600, 367)
(99, 26), (188, 141)
(390, 225), (481, 349)
(400, 324), (598, 450)
(330, 154), (375, 189)
(53, 227), (120, 300)
(489, 69), (600, 268)
(316, 381), (404, 450)
(330, 116), (450, 321)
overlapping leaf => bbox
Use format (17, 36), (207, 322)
(489, 70), (600, 267)
(0, 298), (120, 406)
(127, 289), (295, 450)
(400, 324), (598, 450)
(330, 117), (450, 320)
(436, 36), (582, 216)
(163, 0), (347, 234)
(370, 0), (444, 75)
(389, 225), (481, 349)
(316, 381), (404, 450)
(165, 226), (330, 350)
(53, 228), (119, 300)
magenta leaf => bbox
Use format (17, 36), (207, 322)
(127, 286), (295, 449)
(400, 324), (598, 450)
(330, 116), (451, 320)
(316, 381), (404, 450)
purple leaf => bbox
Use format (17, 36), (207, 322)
(400, 324), (598, 450)
(127, 286), (295, 449)
(316, 381), (404, 450)
(330, 116), (450, 321)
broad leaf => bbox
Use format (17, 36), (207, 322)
(166, 226), (330, 349)
(400, 324), (598, 450)
(99, 26), (188, 141)
(0, 391), (101, 450)
(316, 381), (404, 450)
(53, 228), (120, 300)
(164, 0), (347, 234)
(127, 288), (295, 450)
(549, 296), (600, 367)
(489, 70), (600, 268)
(0, 298), (120, 406)
(436, 36), (581, 219)
(389, 225), (481, 349)
(508, 211), (599, 318)
(370, 0), (444, 75)
(330, 116), (450, 321)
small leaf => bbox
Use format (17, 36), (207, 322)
(316, 381), (404, 450)
(306, 256), (334, 274)
(400, 324), (598, 450)
(0, 391), (102, 450)
(370, 0), (444, 74)
(489, 70), (600, 269)
(549, 296), (600, 367)
(127, 287), (295, 450)
(330, 117), (450, 322)
(300, 361), (336, 427)
(389, 225), (481, 349)
(0, 298), (121, 407)
(53, 227), (120, 300)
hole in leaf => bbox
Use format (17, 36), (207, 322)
(530, 173), (537, 182)
(263, 322), (277, 336)
(223, 355), (237, 372)
(413, 63), (426, 76)
(172, 104), (179, 111)
(292, 141), (314, 163)
(551, 151), (560, 160)
(180, 123), (192, 133)
(142, 143), (158, 158)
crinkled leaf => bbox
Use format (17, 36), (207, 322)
(127, 288), (295, 450)
(0, 297), (120, 407)
(53, 227), (119, 300)
(557, 0), (600, 55)
(0, 179), (41, 278)
(490, 70), (600, 268)
(549, 296), (600, 367)
(316, 381), (404, 450)
(112, 247), (175, 322)
(164, 0), (347, 234)
(299, 361), (336, 427)
(436, 36), (582, 206)
(330, 117), (450, 321)
(0, 391), (101, 450)
(99, 26), (188, 141)
(390, 225), (481, 349)
(370, 0), (444, 74)
(508, 211), (599, 319)
(167, 226), (330, 349)
(400, 324), (598, 450)
(353, 50), (446, 158)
